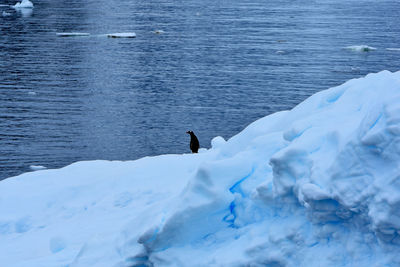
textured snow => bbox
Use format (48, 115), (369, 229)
(1, 71), (400, 266)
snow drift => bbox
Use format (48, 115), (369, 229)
(1, 71), (400, 266)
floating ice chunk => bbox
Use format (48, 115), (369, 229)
(27, 91), (36, 95)
(29, 165), (46, 171)
(153, 30), (164, 34)
(13, 0), (33, 8)
(386, 48), (400, 51)
(56, 32), (90, 37)
(276, 50), (285, 54)
(345, 45), (376, 52)
(107, 32), (136, 38)
(2, 11), (12, 17)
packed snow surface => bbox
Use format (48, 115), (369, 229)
(12, 0), (33, 8)
(2, 71), (400, 266)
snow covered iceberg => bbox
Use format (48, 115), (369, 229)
(1, 70), (400, 266)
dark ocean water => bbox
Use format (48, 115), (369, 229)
(1, 0), (400, 179)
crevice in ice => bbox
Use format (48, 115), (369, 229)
(223, 202), (238, 228)
(369, 113), (382, 130)
(229, 167), (255, 196)
(125, 253), (153, 267)
(223, 168), (256, 228)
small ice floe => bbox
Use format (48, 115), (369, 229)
(276, 50), (285, 54)
(2, 11), (12, 17)
(56, 32), (90, 37)
(153, 29), (164, 34)
(386, 48), (400, 51)
(30, 165), (47, 171)
(345, 45), (376, 52)
(13, 0), (33, 9)
(28, 91), (37, 95)
(107, 32), (136, 38)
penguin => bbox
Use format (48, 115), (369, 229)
(186, 131), (200, 153)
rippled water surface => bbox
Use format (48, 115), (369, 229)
(1, 0), (400, 179)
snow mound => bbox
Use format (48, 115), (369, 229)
(345, 45), (377, 52)
(13, 0), (33, 8)
(2, 71), (400, 266)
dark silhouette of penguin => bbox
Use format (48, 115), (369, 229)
(186, 131), (200, 153)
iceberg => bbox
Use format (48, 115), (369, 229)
(12, 0), (33, 9)
(1, 71), (400, 266)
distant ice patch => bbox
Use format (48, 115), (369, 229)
(30, 165), (46, 171)
(107, 32), (136, 38)
(56, 32), (90, 37)
(386, 48), (400, 51)
(153, 30), (164, 34)
(345, 45), (376, 52)
(13, 0), (33, 9)
(2, 11), (12, 17)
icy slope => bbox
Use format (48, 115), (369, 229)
(1, 70), (400, 266)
